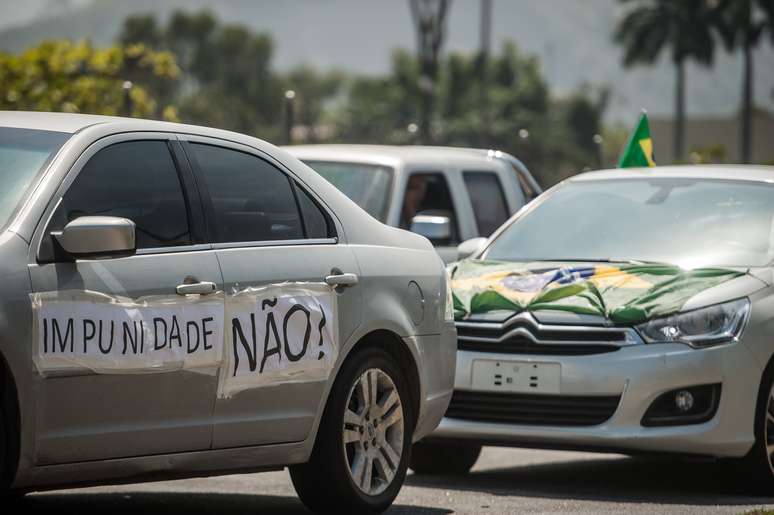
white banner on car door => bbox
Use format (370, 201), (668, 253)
(217, 282), (338, 399)
(31, 282), (338, 397)
(31, 290), (225, 374)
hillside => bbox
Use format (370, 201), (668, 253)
(0, 0), (772, 122)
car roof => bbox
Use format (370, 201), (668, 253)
(570, 165), (774, 184)
(283, 144), (500, 169)
(0, 110), (246, 140)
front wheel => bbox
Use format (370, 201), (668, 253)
(409, 441), (481, 475)
(737, 372), (774, 493)
(290, 348), (413, 514)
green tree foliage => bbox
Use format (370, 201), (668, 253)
(120, 10), (285, 139)
(614, 0), (720, 161)
(333, 50), (421, 145)
(0, 40), (180, 119)
(281, 65), (344, 142)
(116, 9), (605, 185)
(334, 43), (606, 186)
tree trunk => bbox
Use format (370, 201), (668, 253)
(741, 38), (753, 164)
(410, 0), (449, 145)
(674, 59), (685, 161)
(478, 0), (492, 147)
(419, 68), (435, 145)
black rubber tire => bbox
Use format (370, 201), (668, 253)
(409, 441), (481, 475)
(290, 348), (414, 514)
(736, 369), (774, 494)
(0, 368), (20, 500)
(0, 403), (6, 496)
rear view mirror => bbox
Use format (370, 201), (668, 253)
(410, 212), (452, 243)
(53, 216), (136, 258)
(457, 237), (487, 260)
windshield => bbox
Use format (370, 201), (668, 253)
(485, 178), (774, 268)
(0, 127), (70, 228)
(303, 160), (393, 222)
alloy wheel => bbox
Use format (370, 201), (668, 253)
(766, 383), (774, 475)
(342, 367), (405, 496)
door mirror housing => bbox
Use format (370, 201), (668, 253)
(457, 237), (488, 260)
(53, 216), (136, 258)
(410, 211), (452, 244)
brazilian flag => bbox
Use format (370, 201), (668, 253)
(618, 111), (656, 168)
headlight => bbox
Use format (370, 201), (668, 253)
(636, 298), (750, 348)
(443, 268), (455, 321)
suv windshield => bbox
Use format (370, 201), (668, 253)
(0, 127), (70, 228)
(303, 161), (392, 221)
(485, 177), (774, 268)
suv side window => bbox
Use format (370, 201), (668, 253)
(189, 143), (307, 243)
(463, 171), (510, 236)
(45, 140), (192, 251)
(400, 172), (459, 243)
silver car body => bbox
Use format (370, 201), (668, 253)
(284, 145), (541, 262)
(432, 166), (774, 458)
(0, 111), (455, 489)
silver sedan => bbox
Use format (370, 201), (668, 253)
(0, 111), (456, 514)
(416, 165), (774, 492)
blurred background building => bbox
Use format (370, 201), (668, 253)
(651, 110), (774, 164)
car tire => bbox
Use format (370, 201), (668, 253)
(735, 368), (774, 494)
(409, 441), (481, 475)
(290, 347), (414, 514)
(0, 392), (19, 502)
(0, 404), (6, 496)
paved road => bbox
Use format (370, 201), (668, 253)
(8, 447), (774, 514)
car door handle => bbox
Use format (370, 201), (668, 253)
(176, 281), (217, 296)
(325, 273), (359, 287)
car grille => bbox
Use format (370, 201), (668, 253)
(456, 312), (640, 356)
(446, 390), (621, 426)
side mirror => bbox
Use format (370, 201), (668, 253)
(457, 237), (487, 260)
(53, 216), (136, 258)
(410, 212), (452, 243)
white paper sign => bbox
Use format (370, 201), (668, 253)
(32, 291), (224, 373)
(32, 282), (339, 397)
(218, 282), (338, 398)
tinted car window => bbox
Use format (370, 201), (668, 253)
(190, 143), (304, 243)
(49, 140), (191, 249)
(463, 172), (510, 236)
(400, 172), (459, 243)
(296, 186), (331, 239)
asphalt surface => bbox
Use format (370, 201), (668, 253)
(8, 447), (774, 514)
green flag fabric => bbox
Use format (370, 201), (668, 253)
(450, 259), (743, 324)
(618, 111), (656, 168)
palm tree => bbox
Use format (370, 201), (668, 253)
(409, 0), (451, 145)
(615, 0), (718, 161)
(715, 0), (774, 164)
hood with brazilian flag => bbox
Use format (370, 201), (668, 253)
(451, 259), (744, 325)
(618, 111), (656, 168)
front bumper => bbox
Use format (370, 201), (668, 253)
(430, 340), (763, 458)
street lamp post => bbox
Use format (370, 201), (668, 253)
(284, 89), (296, 145)
(593, 133), (604, 169)
(122, 81), (133, 117)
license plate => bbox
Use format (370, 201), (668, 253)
(471, 360), (561, 394)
